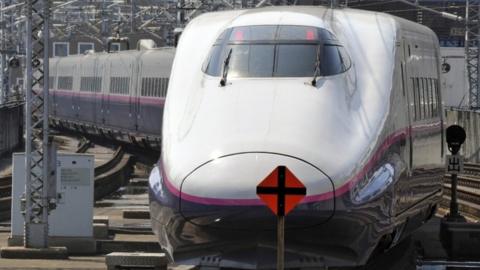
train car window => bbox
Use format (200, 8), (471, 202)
(153, 78), (157, 96)
(141, 77), (164, 97)
(147, 78), (152, 96)
(431, 79), (435, 117)
(110, 77), (130, 95)
(423, 78), (428, 118)
(429, 78), (434, 117)
(162, 78), (166, 96)
(321, 45), (343, 76)
(81, 76), (102, 92)
(427, 78), (431, 117)
(49, 76), (56, 89)
(204, 25), (350, 78)
(152, 78), (157, 96)
(432, 79), (436, 116)
(338, 47), (351, 70)
(157, 78), (162, 96)
(148, 78), (151, 96)
(204, 46), (220, 75)
(80, 77), (88, 91)
(227, 44), (275, 77)
(275, 44), (316, 77)
(154, 78), (158, 96)
(434, 79), (438, 117)
(416, 78), (423, 120)
(165, 78), (169, 96)
(418, 78), (422, 120)
(426, 78), (431, 118)
(58, 76), (72, 90)
(96, 77), (102, 92)
(229, 26), (277, 41)
(141, 78), (147, 96)
(160, 78), (166, 97)
(412, 78), (417, 121)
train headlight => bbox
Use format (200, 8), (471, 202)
(352, 163), (394, 204)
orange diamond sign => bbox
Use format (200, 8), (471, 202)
(256, 166), (306, 216)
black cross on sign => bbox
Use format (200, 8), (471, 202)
(256, 166), (307, 217)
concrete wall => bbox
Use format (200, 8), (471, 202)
(446, 109), (480, 163)
(0, 104), (23, 157)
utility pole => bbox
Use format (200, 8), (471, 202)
(466, 0), (480, 110)
(101, 0), (110, 50)
(0, 1), (8, 104)
(177, 0), (185, 27)
(24, 0), (52, 248)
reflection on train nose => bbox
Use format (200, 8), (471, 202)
(179, 152), (335, 230)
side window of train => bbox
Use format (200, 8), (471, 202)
(140, 77), (167, 97)
(434, 78), (439, 117)
(49, 76), (56, 89)
(80, 76), (102, 92)
(412, 77), (440, 120)
(338, 47), (351, 71)
(411, 78), (416, 120)
(423, 78), (428, 119)
(109, 77), (130, 95)
(428, 78), (436, 118)
(165, 78), (169, 96)
(424, 78), (429, 118)
(414, 78), (421, 121)
(58, 76), (73, 90)
(432, 79), (437, 117)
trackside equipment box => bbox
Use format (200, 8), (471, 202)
(10, 153), (94, 248)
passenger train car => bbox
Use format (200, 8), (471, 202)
(48, 46), (175, 147)
(149, 6), (444, 268)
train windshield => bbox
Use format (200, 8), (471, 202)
(203, 25), (351, 78)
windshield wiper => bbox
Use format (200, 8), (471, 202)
(220, 48), (233, 87)
(311, 46), (321, 86)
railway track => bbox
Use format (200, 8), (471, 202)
(0, 137), (134, 221)
(443, 162), (480, 220)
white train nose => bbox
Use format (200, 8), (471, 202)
(179, 152), (335, 230)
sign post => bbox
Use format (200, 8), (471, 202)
(445, 125), (467, 221)
(256, 166), (306, 270)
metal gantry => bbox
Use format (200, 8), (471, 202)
(24, 0), (52, 248)
(466, 0), (480, 110)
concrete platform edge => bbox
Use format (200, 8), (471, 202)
(0, 246), (68, 260)
(8, 235), (96, 255)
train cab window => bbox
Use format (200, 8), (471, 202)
(320, 45), (344, 76)
(275, 44), (316, 77)
(203, 25), (350, 78)
(228, 44), (275, 77)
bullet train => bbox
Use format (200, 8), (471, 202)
(47, 45), (175, 148)
(149, 6), (444, 269)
